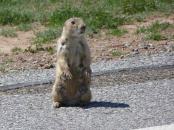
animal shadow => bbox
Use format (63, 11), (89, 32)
(84, 101), (129, 109)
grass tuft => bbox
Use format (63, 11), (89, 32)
(109, 28), (127, 36)
(33, 28), (60, 49)
(0, 28), (17, 37)
(111, 50), (125, 57)
(0, 0), (173, 30)
(146, 33), (167, 41)
(11, 47), (23, 54)
(137, 21), (172, 41)
(137, 21), (171, 34)
(0, 8), (34, 25)
(17, 23), (32, 31)
(122, 0), (158, 14)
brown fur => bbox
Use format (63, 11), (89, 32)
(52, 18), (92, 108)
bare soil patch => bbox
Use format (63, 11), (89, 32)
(0, 31), (34, 53)
(0, 14), (174, 74)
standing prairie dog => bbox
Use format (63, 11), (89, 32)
(52, 17), (92, 108)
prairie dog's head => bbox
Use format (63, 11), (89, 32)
(62, 17), (86, 38)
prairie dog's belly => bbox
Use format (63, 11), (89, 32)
(61, 78), (81, 105)
(58, 42), (82, 69)
(68, 44), (83, 72)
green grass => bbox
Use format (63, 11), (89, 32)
(111, 50), (125, 57)
(109, 28), (127, 36)
(122, 0), (158, 14)
(33, 28), (60, 49)
(0, 64), (6, 73)
(137, 21), (171, 33)
(0, 8), (34, 25)
(0, 28), (17, 37)
(137, 21), (173, 40)
(11, 47), (23, 54)
(17, 23), (32, 31)
(146, 33), (167, 41)
(0, 58), (13, 73)
(44, 46), (55, 54)
(0, 0), (173, 28)
(0, 0), (173, 49)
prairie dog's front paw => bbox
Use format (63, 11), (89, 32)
(61, 70), (72, 80)
(85, 68), (91, 78)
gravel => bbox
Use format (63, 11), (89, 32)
(2, 65), (173, 95)
(0, 52), (174, 91)
(0, 79), (174, 130)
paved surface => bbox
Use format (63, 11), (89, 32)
(135, 124), (174, 130)
(0, 52), (174, 90)
(0, 78), (174, 130)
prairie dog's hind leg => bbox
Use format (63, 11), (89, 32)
(79, 87), (92, 106)
(51, 83), (64, 108)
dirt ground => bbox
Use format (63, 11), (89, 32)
(0, 14), (174, 73)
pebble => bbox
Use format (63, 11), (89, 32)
(120, 55), (125, 59)
(149, 44), (155, 49)
(123, 42), (131, 48)
(132, 48), (139, 55)
(139, 42), (151, 49)
(166, 42), (174, 52)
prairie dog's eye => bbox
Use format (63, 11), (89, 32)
(71, 21), (75, 25)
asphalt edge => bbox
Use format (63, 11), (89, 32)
(0, 52), (174, 91)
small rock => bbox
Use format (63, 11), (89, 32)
(39, 63), (44, 67)
(32, 61), (38, 64)
(4, 53), (9, 56)
(139, 42), (150, 49)
(166, 42), (174, 52)
(132, 48), (139, 55)
(145, 51), (151, 56)
(18, 57), (26, 62)
(44, 64), (54, 69)
(120, 55), (125, 59)
(149, 44), (155, 49)
(123, 42), (131, 48)
(28, 58), (33, 61)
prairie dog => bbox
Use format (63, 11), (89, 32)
(52, 17), (92, 108)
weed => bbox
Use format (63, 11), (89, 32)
(137, 27), (147, 34)
(0, 8), (34, 25)
(109, 28), (127, 36)
(11, 47), (23, 54)
(146, 33), (167, 41)
(24, 46), (36, 53)
(0, 0), (173, 31)
(122, 0), (158, 14)
(171, 35), (174, 40)
(17, 23), (32, 31)
(0, 28), (17, 37)
(0, 64), (6, 73)
(111, 50), (125, 57)
(137, 21), (171, 34)
(44, 46), (55, 54)
(33, 28), (60, 49)
(0, 58), (13, 73)
(137, 21), (172, 41)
